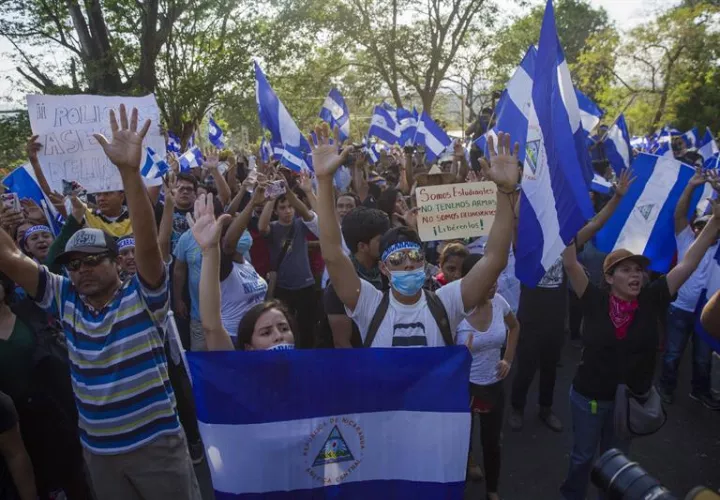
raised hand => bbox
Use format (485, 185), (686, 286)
(614, 168), (636, 197)
(251, 181), (268, 205)
(307, 123), (351, 180)
(20, 199), (45, 223)
(711, 199), (720, 221)
(298, 170), (314, 194)
(93, 104), (151, 174)
(204, 148), (220, 170)
(486, 132), (520, 192)
(689, 167), (707, 187)
(70, 195), (87, 223)
(26, 135), (41, 162)
(706, 169), (720, 194)
(191, 193), (231, 251)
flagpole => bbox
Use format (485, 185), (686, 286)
(598, 94), (637, 143)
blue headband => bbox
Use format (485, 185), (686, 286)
(118, 237), (135, 250)
(381, 241), (421, 262)
(23, 225), (52, 242)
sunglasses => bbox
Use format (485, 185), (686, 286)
(385, 249), (424, 267)
(66, 253), (111, 272)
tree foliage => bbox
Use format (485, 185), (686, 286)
(0, 112), (31, 173)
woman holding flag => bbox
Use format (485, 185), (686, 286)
(559, 197), (720, 500)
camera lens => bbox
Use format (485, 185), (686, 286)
(591, 449), (677, 500)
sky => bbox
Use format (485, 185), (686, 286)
(0, 0), (680, 109)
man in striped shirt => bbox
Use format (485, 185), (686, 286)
(0, 105), (201, 499)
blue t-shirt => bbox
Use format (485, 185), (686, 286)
(173, 230), (254, 321)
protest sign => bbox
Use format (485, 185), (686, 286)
(26, 94), (165, 193)
(415, 182), (496, 241)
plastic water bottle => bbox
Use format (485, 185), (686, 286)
(246, 155), (258, 193)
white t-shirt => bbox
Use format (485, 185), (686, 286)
(672, 226), (719, 312)
(455, 294), (511, 386)
(466, 236), (520, 312)
(346, 279), (467, 347)
(221, 262), (268, 337)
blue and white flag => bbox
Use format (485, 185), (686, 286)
(367, 106), (400, 145)
(167, 132), (181, 153)
(188, 348), (471, 499)
(514, 0), (594, 286)
(694, 248), (720, 354)
(698, 128), (718, 163)
(630, 136), (649, 152)
(414, 111), (452, 162)
(683, 127), (700, 149)
(575, 89), (603, 133)
(187, 132), (195, 150)
(141, 147), (170, 182)
(591, 174), (613, 195)
(3, 164), (62, 235)
(179, 146), (204, 172)
(653, 128), (673, 157)
(260, 138), (273, 164)
(595, 154), (694, 272)
(479, 46), (536, 163)
(208, 117), (225, 149)
(604, 114), (631, 175)
(255, 61), (312, 172)
(363, 137), (383, 165)
(319, 88), (350, 142)
(396, 108), (418, 147)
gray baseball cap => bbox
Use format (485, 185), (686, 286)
(54, 228), (119, 265)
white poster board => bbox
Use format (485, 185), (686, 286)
(26, 94), (165, 193)
(415, 182), (497, 241)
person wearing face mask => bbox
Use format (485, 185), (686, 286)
(558, 199), (720, 500)
(311, 124), (519, 348)
(194, 194), (295, 352)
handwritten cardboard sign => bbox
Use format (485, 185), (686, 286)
(26, 94), (165, 193)
(415, 182), (497, 241)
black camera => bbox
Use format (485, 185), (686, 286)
(592, 449), (719, 500)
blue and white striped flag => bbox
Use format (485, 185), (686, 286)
(367, 106), (400, 145)
(396, 108), (418, 147)
(208, 117), (225, 148)
(595, 154), (695, 272)
(698, 128), (718, 164)
(630, 136), (649, 152)
(167, 132), (181, 153)
(414, 111), (452, 162)
(363, 137), (383, 165)
(141, 147), (170, 181)
(683, 127), (700, 149)
(255, 61), (312, 172)
(179, 146), (204, 172)
(3, 164), (62, 235)
(653, 128), (673, 157)
(605, 114), (631, 175)
(575, 89), (603, 134)
(319, 88), (350, 142)
(694, 248), (720, 354)
(188, 348), (471, 499)
(260, 138), (273, 164)
(591, 174), (613, 195)
(515, 0), (594, 286)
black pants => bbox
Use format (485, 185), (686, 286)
(470, 381), (504, 493)
(275, 285), (319, 349)
(511, 325), (564, 411)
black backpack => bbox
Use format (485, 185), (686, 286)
(363, 290), (454, 347)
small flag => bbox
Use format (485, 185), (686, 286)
(414, 111), (452, 162)
(575, 89), (604, 133)
(367, 106), (400, 145)
(255, 61), (312, 172)
(515, 0), (594, 286)
(595, 154), (694, 272)
(260, 138), (273, 163)
(319, 88), (350, 142)
(179, 147), (204, 172)
(591, 174), (613, 195)
(698, 128), (718, 163)
(683, 127), (700, 149)
(3, 164), (62, 235)
(604, 114), (631, 175)
(141, 147), (170, 180)
(363, 137), (383, 165)
(167, 132), (181, 153)
(187, 347), (471, 499)
(208, 117), (225, 148)
(396, 108), (418, 147)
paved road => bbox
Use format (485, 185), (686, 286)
(193, 345), (720, 499)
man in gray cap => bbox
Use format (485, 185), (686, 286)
(0, 104), (201, 499)
(657, 168), (720, 411)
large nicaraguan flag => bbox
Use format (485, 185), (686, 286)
(188, 347), (471, 499)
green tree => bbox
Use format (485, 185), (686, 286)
(0, 111), (31, 173)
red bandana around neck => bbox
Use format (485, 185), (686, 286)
(609, 294), (639, 340)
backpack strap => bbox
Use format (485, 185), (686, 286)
(363, 292), (390, 347)
(424, 290), (454, 346)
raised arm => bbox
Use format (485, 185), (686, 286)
(297, 171), (318, 213)
(284, 182), (313, 222)
(452, 140), (469, 184)
(222, 184), (265, 255)
(562, 242), (589, 298)
(0, 226), (40, 298)
(158, 189), (175, 263)
(93, 105), (164, 287)
(404, 148), (415, 192)
(675, 168), (706, 235)
(667, 201), (720, 296)
(309, 124), (361, 311)
(26, 135), (53, 196)
(460, 133), (518, 310)
(192, 194), (234, 351)
(257, 196), (274, 236)
(576, 168), (635, 247)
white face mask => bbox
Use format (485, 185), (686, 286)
(266, 343), (294, 351)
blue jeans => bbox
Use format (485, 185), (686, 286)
(560, 387), (629, 500)
(659, 305), (713, 395)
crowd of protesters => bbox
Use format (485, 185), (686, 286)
(0, 104), (718, 500)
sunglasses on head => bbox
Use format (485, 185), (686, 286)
(385, 249), (424, 267)
(65, 253), (111, 272)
